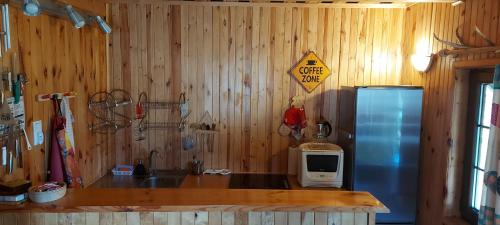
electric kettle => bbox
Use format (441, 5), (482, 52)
(315, 120), (332, 139)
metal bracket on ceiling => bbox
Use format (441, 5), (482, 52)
(9, 0), (100, 23)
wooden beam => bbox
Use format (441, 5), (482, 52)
(454, 58), (500, 69)
(106, 0), (408, 8)
(56, 0), (106, 17)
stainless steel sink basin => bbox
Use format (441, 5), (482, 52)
(90, 170), (188, 188)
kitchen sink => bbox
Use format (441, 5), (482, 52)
(90, 170), (188, 188)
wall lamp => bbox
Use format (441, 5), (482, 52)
(15, 0), (112, 34)
(452, 0), (464, 6)
(95, 16), (111, 34)
(22, 0), (40, 16)
(64, 5), (85, 29)
(411, 53), (434, 73)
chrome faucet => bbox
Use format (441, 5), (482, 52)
(148, 150), (159, 176)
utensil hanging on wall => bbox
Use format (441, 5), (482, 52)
(2, 4), (10, 51)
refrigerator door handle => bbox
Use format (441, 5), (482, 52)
(338, 129), (353, 140)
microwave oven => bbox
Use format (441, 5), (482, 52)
(297, 143), (344, 188)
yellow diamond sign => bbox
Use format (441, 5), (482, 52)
(290, 52), (331, 93)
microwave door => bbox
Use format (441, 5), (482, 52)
(306, 154), (339, 173)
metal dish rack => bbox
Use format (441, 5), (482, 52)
(88, 89), (133, 133)
(135, 92), (189, 140)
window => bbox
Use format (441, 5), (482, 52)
(461, 70), (494, 224)
(471, 83), (493, 210)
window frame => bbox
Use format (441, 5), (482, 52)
(461, 69), (494, 224)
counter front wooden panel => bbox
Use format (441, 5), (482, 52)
(0, 211), (374, 225)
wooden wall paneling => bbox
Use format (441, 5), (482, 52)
(257, 7), (270, 172)
(81, 23), (93, 186)
(270, 7), (284, 173)
(368, 9), (380, 85)
(227, 6), (237, 172)
(347, 8), (359, 87)
(486, 0), (498, 59)
(361, 9), (372, 86)
(153, 3), (166, 169)
(110, 4), (407, 173)
(39, 15), (55, 184)
(425, 3), (444, 225)
(232, 6), (245, 172)
(0, 6), (110, 185)
(185, 5), (197, 169)
(249, 6), (259, 172)
(172, 5), (183, 170)
(400, 1), (499, 224)
(165, 4), (175, 169)
(111, 4), (125, 165)
(180, 5), (188, 169)
(137, 3), (151, 164)
(0, 6), (104, 185)
(227, 6), (236, 172)
(219, 6), (230, 170)
(128, 3), (139, 168)
(211, 6), (221, 169)
(201, 6), (213, 170)
(242, 6), (252, 172)
(27, 8), (45, 184)
(327, 8), (341, 142)
(354, 8), (366, 87)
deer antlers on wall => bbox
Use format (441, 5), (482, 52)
(433, 25), (500, 57)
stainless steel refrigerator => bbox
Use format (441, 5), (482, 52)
(338, 86), (423, 225)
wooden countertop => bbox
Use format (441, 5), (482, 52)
(0, 175), (388, 213)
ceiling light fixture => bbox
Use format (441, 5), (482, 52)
(64, 5), (85, 29)
(22, 0), (40, 16)
(95, 16), (111, 34)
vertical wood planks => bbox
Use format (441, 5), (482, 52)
(0, 212), (366, 225)
(109, 5), (407, 173)
(400, 1), (500, 225)
(0, 6), (110, 186)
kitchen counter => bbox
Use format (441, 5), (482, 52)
(0, 174), (388, 225)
